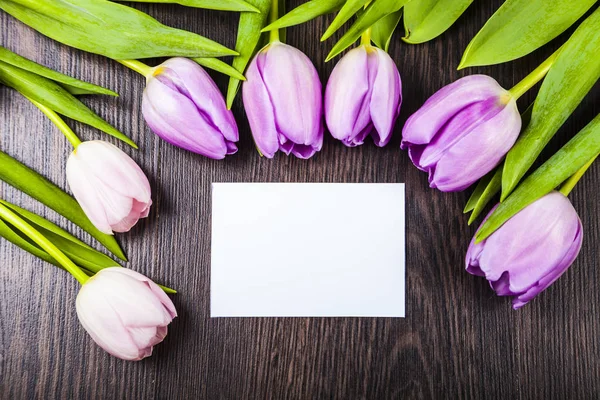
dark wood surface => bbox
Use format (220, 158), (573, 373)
(1, 1), (599, 398)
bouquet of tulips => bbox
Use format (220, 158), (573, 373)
(0, 0), (598, 362)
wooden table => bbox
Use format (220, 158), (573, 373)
(1, 1), (599, 398)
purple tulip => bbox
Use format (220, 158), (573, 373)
(466, 191), (583, 309)
(142, 57), (239, 159)
(242, 42), (323, 159)
(401, 75), (521, 191)
(325, 45), (402, 147)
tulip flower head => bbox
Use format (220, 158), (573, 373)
(401, 75), (521, 192)
(142, 57), (239, 159)
(76, 267), (177, 361)
(66, 140), (151, 235)
(466, 191), (583, 309)
(325, 44), (402, 147)
(243, 42), (324, 159)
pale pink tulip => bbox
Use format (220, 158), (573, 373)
(66, 141), (152, 234)
(76, 267), (177, 361)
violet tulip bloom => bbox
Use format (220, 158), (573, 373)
(325, 45), (402, 147)
(66, 140), (151, 235)
(401, 75), (521, 191)
(466, 191), (583, 309)
(243, 42), (323, 159)
(76, 267), (177, 361)
(142, 57), (239, 159)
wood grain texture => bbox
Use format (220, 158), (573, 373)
(1, 1), (599, 398)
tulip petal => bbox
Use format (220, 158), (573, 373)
(325, 46), (371, 142)
(143, 79), (234, 159)
(261, 43), (323, 148)
(158, 58), (239, 144)
(242, 50), (280, 158)
(401, 75), (506, 147)
(468, 193), (582, 308)
(430, 100), (521, 191)
(369, 48), (402, 147)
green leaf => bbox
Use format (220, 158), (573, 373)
(0, 150), (126, 261)
(0, 60), (136, 148)
(501, 8), (600, 199)
(325, 0), (409, 61)
(476, 113), (600, 242)
(226, 0), (272, 109)
(464, 168), (498, 213)
(321, 0), (370, 42)
(125, 0), (260, 12)
(371, 9), (403, 51)
(0, 46), (117, 96)
(466, 168), (502, 225)
(192, 58), (246, 80)
(458, 0), (596, 69)
(0, 203), (176, 293)
(0, 0), (237, 59)
(262, 0), (344, 31)
(0, 199), (118, 272)
(0, 218), (63, 269)
(403, 0), (472, 44)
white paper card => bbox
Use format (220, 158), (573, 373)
(211, 183), (405, 317)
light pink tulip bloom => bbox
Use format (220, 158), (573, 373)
(66, 141), (152, 234)
(76, 267), (177, 361)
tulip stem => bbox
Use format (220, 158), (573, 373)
(25, 96), (82, 148)
(117, 59), (154, 77)
(269, 0), (280, 43)
(361, 28), (372, 46)
(559, 153), (598, 196)
(508, 47), (562, 100)
(0, 202), (89, 285)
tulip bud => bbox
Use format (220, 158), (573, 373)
(466, 191), (583, 309)
(142, 57), (239, 159)
(76, 267), (177, 361)
(243, 42), (323, 159)
(325, 45), (402, 147)
(66, 140), (151, 235)
(401, 75), (521, 191)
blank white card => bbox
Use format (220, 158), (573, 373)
(210, 183), (405, 317)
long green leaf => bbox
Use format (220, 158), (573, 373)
(321, 0), (369, 42)
(476, 113), (600, 242)
(464, 168), (498, 213)
(0, 46), (117, 96)
(501, 8), (600, 199)
(0, 60), (136, 148)
(0, 219), (63, 268)
(403, 0), (472, 44)
(0, 0), (236, 59)
(458, 0), (596, 69)
(0, 209), (176, 293)
(226, 0), (271, 109)
(325, 0), (409, 61)
(125, 0), (259, 12)
(0, 151), (126, 261)
(371, 9), (403, 51)
(193, 57), (245, 81)
(262, 0), (344, 31)
(0, 199), (118, 271)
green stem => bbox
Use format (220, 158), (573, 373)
(116, 59), (154, 77)
(0, 203), (89, 285)
(508, 47), (562, 100)
(559, 153), (598, 196)
(269, 0), (280, 43)
(361, 28), (372, 46)
(25, 96), (81, 148)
